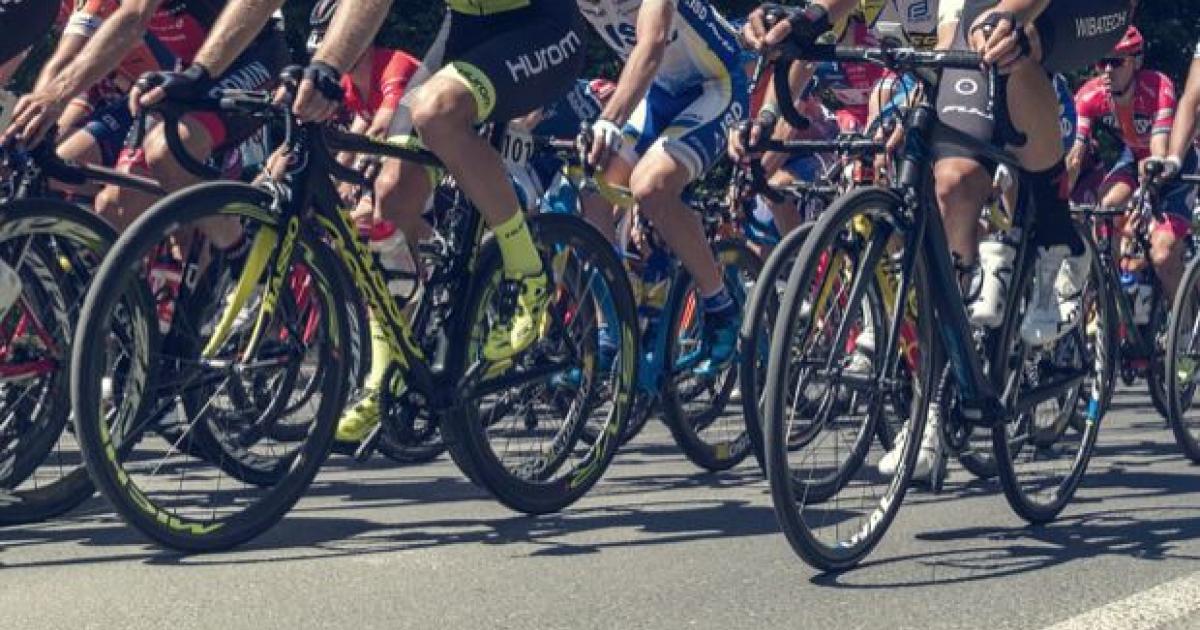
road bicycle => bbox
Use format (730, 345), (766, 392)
(1159, 171), (1200, 461)
(69, 80), (639, 552)
(761, 43), (1116, 570)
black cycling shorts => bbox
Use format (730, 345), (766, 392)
(0, 0), (58, 65)
(435, 0), (586, 124)
(934, 0), (1134, 162)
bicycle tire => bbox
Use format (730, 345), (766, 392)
(444, 213), (638, 514)
(741, 223), (813, 472)
(764, 187), (933, 571)
(1166, 253), (1200, 462)
(993, 229), (1114, 524)
(0, 199), (117, 526)
(661, 239), (761, 472)
(72, 182), (349, 551)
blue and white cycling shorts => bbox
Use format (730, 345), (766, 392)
(618, 74), (749, 181)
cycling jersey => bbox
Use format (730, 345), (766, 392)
(1075, 70), (1176, 161)
(579, 0), (743, 96)
(579, 0), (748, 179)
(65, 1), (178, 85)
(533, 79), (613, 139)
(838, 0), (963, 50)
(68, 0), (228, 66)
(342, 47), (419, 120)
(447, 0), (529, 16)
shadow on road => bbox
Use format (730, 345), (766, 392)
(811, 503), (1200, 589)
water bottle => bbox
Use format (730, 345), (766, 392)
(367, 220), (418, 305)
(970, 233), (1017, 328)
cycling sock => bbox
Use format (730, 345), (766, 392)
(702, 288), (735, 315)
(365, 317), (392, 390)
(1029, 161), (1085, 256)
(494, 211), (543, 277)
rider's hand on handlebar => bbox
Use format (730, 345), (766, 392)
(743, 3), (830, 55)
(967, 10), (1030, 74)
(587, 119), (624, 170)
(1142, 156), (1181, 184)
(0, 88), (66, 148)
(130, 64), (214, 115)
(729, 108), (779, 162)
(289, 62), (345, 123)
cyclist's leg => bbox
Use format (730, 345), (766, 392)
(1151, 151), (1199, 297)
(374, 156), (437, 245)
(409, 2), (584, 362)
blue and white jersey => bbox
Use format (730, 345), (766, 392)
(577, 0), (743, 96)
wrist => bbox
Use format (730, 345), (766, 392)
(310, 59), (344, 76)
(183, 63), (212, 82)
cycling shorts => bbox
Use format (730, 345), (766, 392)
(82, 96), (134, 166)
(0, 0), (59, 65)
(1100, 148), (1197, 225)
(422, 0), (585, 125)
(619, 76), (749, 180)
(533, 79), (608, 139)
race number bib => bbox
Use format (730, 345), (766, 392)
(500, 127), (536, 170)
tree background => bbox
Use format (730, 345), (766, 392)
(11, 2), (1200, 99)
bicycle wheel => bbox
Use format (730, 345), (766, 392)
(1166, 254), (1200, 462)
(661, 239), (761, 471)
(993, 230), (1115, 524)
(71, 182), (349, 551)
(445, 213), (638, 514)
(0, 200), (116, 526)
(741, 223), (812, 471)
(1146, 292), (1170, 420)
(764, 188), (934, 571)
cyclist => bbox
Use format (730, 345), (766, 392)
(141, 0), (586, 442)
(578, 0), (749, 379)
(2, 0), (287, 244)
(1068, 26), (1187, 297)
(1156, 40), (1200, 221)
(742, 0), (1134, 482)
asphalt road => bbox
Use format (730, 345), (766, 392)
(3, 387), (1200, 630)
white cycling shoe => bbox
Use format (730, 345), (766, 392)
(1020, 245), (1090, 347)
(878, 401), (944, 484)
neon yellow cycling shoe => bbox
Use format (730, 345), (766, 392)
(1178, 356), (1197, 387)
(483, 273), (549, 362)
(335, 390), (382, 443)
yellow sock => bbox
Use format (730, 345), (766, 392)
(494, 211), (542, 277)
(365, 316), (392, 390)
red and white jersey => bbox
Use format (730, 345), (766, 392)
(1075, 69), (1176, 161)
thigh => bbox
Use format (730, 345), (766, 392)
(441, 4), (584, 124)
(646, 79), (748, 182)
(195, 32), (287, 152)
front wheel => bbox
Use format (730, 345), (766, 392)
(1166, 254), (1200, 462)
(764, 187), (934, 571)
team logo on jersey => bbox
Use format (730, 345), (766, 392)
(907, 0), (931, 22)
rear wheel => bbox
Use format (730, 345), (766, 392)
(445, 213), (637, 514)
(993, 231), (1114, 524)
(661, 239), (761, 472)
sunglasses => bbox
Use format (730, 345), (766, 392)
(1096, 56), (1135, 70)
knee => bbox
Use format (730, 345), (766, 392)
(1150, 235), (1180, 268)
(410, 85), (475, 146)
(629, 171), (676, 221)
(934, 161), (987, 214)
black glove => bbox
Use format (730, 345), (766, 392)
(302, 61), (345, 103)
(785, 3), (833, 51)
(969, 11), (1031, 58)
(136, 63), (216, 104)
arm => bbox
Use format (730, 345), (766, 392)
(1168, 58), (1200, 163)
(34, 34), (89, 93)
(1149, 75), (1176, 160)
(193, 0), (285, 76)
(313, 0), (392, 73)
(598, 0), (673, 126)
(41, 0), (160, 107)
